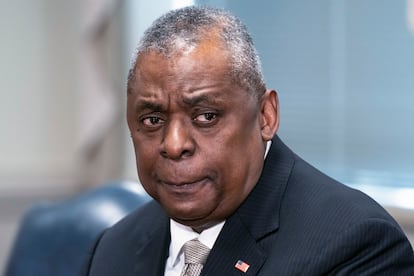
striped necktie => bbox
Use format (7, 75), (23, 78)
(180, 238), (210, 276)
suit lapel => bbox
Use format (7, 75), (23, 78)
(201, 212), (266, 275)
(237, 136), (294, 240)
(202, 136), (295, 275)
(132, 202), (170, 276)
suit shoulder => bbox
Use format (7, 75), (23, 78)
(285, 155), (400, 228)
(90, 200), (168, 258)
(82, 200), (169, 275)
(264, 154), (414, 273)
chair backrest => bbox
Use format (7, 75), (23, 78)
(5, 180), (150, 276)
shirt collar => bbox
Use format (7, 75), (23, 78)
(265, 140), (272, 158)
(169, 219), (225, 267)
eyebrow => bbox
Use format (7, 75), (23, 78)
(134, 92), (223, 113)
(182, 94), (219, 106)
(135, 100), (164, 112)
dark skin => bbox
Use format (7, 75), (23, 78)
(127, 36), (279, 232)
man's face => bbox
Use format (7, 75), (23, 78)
(127, 40), (271, 231)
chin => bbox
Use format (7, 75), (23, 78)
(169, 207), (207, 221)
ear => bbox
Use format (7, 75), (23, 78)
(259, 89), (280, 141)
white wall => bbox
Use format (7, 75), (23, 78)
(0, 1), (81, 193)
(0, 0), (126, 271)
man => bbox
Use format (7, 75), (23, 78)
(81, 6), (414, 275)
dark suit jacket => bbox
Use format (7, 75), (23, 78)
(81, 136), (414, 275)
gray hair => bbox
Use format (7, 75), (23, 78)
(128, 6), (265, 98)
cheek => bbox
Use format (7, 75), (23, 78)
(135, 147), (160, 200)
(205, 145), (247, 191)
(207, 126), (263, 193)
(133, 139), (157, 178)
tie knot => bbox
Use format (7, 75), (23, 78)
(182, 239), (210, 265)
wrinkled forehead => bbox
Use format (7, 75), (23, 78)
(126, 31), (237, 98)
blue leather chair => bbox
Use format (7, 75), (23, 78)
(5, 180), (150, 276)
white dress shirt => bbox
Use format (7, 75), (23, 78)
(164, 220), (225, 276)
(164, 141), (271, 275)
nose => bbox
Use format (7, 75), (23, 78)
(160, 119), (195, 160)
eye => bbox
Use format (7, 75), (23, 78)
(141, 116), (165, 127)
(194, 112), (218, 123)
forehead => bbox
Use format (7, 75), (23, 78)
(132, 41), (233, 93)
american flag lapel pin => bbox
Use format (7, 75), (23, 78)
(235, 259), (250, 273)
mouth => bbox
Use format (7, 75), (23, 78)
(160, 177), (210, 194)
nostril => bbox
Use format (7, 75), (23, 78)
(181, 149), (193, 158)
(160, 147), (194, 160)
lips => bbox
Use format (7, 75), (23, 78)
(162, 177), (207, 187)
(158, 177), (211, 194)
(162, 178), (204, 186)
(155, 165), (214, 186)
